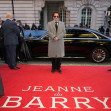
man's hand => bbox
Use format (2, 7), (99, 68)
(54, 37), (59, 41)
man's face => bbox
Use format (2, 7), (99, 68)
(53, 13), (59, 22)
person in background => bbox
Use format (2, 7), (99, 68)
(12, 18), (17, 23)
(0, 74), (4, 98)
(79, 23), (83, 27)
(13, 19), (24, 62)
(31, 23), (37, 30)
(47, 12), (66, 73)
(98, 26), (104, 34)
(38, 24), (43, 30)
(74, 24), (78, 27)
(106, 27), (109, 36)
(2, 13), (20, 69)
(17, 20), (24, 38)
(0, 18), (5, 60)
(84, 24), (89, 28)
(24, 23), (30, 30)
(17, 20), (24, 30)
(16, 20), (32, 62)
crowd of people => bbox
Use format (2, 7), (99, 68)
(74, 23), (90, 28)
(17, 22), (43, 30)
(12, 18), (43, 30)
(0, 14), (32, 68)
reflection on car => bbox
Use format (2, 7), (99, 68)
(24, 27), (111, 63)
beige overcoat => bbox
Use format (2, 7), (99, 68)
(47, 21), (66, 57)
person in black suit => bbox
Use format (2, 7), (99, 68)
(0, 18), (4, 60)
(31, 23), (37, 30)
(2, 13), (20, 69)
(0, 74), (4, 98)
(38, 24), (43, 30)
(24, 23), (30, 30)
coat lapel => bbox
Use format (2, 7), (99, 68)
(57, 21), (61, 33)
(52, 21), (56, 32)
(51, 21), (61, 35)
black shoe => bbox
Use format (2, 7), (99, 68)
(108, 69), (111, 71)
(10, 67), (20, 70)
(51, 68), (55, 73)
(16, 67), (20, 69)
(57, 69), (62, 73)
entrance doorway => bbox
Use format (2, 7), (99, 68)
(40, 1), (69, 30)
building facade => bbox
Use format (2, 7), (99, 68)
(0, 0), (111, 30)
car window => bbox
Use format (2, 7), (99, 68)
(93, 32), (107, 39)
(65, 29), (97, 38)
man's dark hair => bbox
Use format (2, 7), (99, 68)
(52, 12), (60, 18)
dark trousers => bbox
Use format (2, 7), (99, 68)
(52, 58), (62, 69)
(5, 45), (17, 68)
(0, 44), (6, 61)
(0, 74), (4, 95)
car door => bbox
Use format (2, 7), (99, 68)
(64, 28), (97, 57)
(26, 36), (49, 57)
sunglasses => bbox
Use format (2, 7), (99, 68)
(53, 16), (59, 18)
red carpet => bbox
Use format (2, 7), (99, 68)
(0, 65), (111, 111)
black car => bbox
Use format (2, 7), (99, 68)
(24, 27), (111, 63)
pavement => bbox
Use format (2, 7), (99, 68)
(0, 57), (111, 66)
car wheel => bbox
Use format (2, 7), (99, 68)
(90, 47), (108, 63)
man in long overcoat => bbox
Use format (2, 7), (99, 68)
(47, 12), (66, 73)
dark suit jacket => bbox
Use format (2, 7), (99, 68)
(0, 74), (4, 95)
(2, 19), (20, 46)
(0, 21), (4, 47)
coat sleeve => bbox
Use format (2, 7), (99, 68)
(47, 22), (55, 39)
(13, 22), (20, 36)
(57, 22), (66, 39)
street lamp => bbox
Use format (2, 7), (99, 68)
(11, 0), (15, 18)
